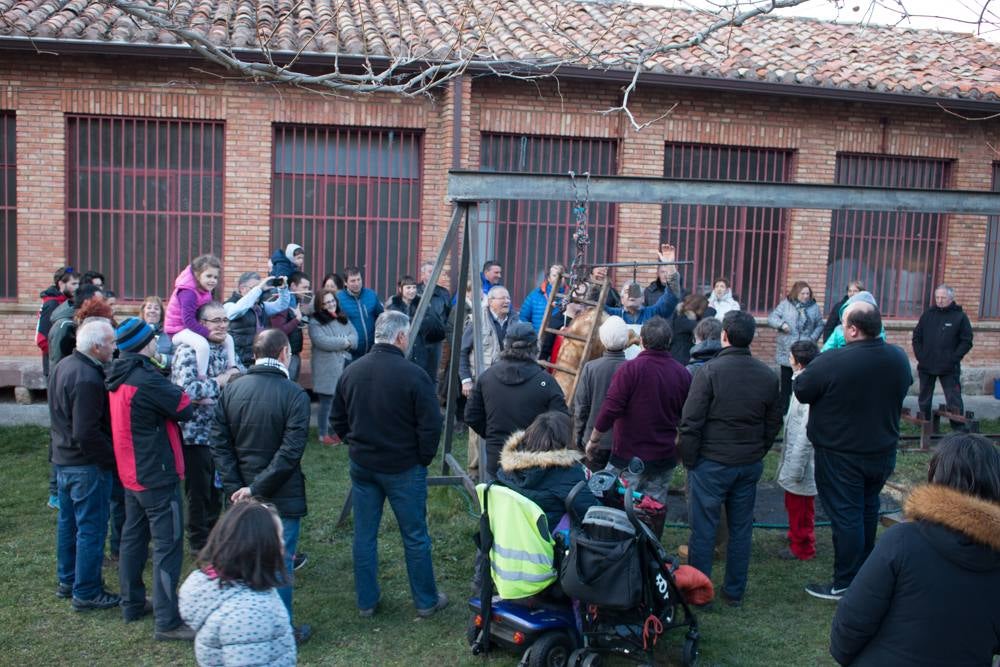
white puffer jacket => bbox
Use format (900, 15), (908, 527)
(708, 290), (740, 321)
(179, 568), (296, 667)
(776, 371), (816, 496)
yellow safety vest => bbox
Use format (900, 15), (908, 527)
(476, 483), (557, 599)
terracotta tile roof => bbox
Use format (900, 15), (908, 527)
(2, 0), (999, 103)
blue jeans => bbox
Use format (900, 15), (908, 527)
(316, 394), (333, 438)
(687, 458), (763, 601)
(350, 461), (438, 611)
(277, 516), (301, 623)
(814, 448), (895, 589)
(56, 464), (113, 600)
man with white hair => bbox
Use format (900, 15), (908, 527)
(48, 317), (121, 610)
(912, 284), (973, 430)
(574, 316), (632, 467)
(331, 311), (447, 619)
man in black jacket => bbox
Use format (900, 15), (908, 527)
(912, 284), (974, 430)
(677, 311), (782, 607)
(331, 310), (446, 619)
(466, 321), (569, 480)
(211, 328), (312, 643)
(794, 302), (912, 600)
(416, 260), (452, 393)
(106, 318), (195, 640)
(49, 318), (121, 611)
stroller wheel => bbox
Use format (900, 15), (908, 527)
(527, 631), (574, 667)
(682, 635), (700, 667)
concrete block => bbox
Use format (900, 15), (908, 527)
(14, 386), (32, 405)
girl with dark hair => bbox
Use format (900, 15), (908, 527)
(829, 433), (1000, 666)
(321, 272), (344, 292)
(179, 501), (296, 667)
(496, 411), (598, 531)
(767, 280), (824, 412)
(308, 289), (357, 446)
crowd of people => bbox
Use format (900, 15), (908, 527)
(33, 243), (998, 665)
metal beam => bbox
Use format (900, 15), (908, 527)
(447, 170), (1000, 215)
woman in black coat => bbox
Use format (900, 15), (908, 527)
(669, 292), (715, 365)
(829, 433), (1000, 666)
(496, 411), (598, 531)
(821, 280), (863, 343)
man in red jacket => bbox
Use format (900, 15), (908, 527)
(107, 317), (196, 641)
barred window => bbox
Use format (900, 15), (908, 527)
(480, 133), (618, 306)
(826, 154), (951, 318)
(66, 116), (224, 300)
(981, 163), (1000, 318)
(0, 112), (14, 299)
(660, 143), (792, 314)
(271, 125), (422, 300)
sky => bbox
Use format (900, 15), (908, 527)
(654, 0), (1000, 41)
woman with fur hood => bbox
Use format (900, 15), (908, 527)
(829, 433), (1000, 666)
(496, 411), (599, 531)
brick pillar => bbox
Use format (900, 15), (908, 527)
(16, 93), (64, 302)
(222, 95), (273, 286)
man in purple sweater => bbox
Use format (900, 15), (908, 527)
(587, 317), (692, 536)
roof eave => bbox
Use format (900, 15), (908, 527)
(1, 35), (997, 112)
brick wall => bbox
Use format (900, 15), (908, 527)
(1, 54), (997, 381)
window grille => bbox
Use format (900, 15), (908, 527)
(0, 112), (14, 299)
(479, 133), (618, 306)
(661, 142), (792, 314)
(66, 116), (224, 299)
(981, 163), (1000, 318)
(826, 153), (950, 318)
(271, 125), (422, 300)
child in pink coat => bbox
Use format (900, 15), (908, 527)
(164, 254), (236, 378)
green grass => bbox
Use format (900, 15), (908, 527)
(1, 423), (991, 666)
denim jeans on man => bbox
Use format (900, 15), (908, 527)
(277, 515), (301, 622)
(56, 464), (113, 600)
(814, 447), (895, 590)
(687, 458), (763, 601)
(350, 461), (438, 611)
(119, 484), (185, 630)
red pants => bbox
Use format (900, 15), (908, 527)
(784, 491), (816, 560)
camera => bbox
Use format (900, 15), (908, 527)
(273, 276), (288, 289)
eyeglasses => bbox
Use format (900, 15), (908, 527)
(200, 317), (228, 325)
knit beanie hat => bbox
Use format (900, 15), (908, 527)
(115, 317), (156, 354)
(839, 290), (878, 316)
(504, 321), (537, 351)
(599, 315), (630, 351)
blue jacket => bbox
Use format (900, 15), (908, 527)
(337, 288), (384, 359)
(604, 287), (678, 325)
(519, 282), (564, 333)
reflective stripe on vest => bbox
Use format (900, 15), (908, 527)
(477, 483), (557, 599)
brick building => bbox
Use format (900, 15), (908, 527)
(1, 1), (999, 393)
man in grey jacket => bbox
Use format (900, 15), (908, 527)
(574, 316), (631, 468)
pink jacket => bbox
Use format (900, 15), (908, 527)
(164, 266), (213, 337)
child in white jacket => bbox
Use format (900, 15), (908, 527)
(180, 502), (296, 667)
(777, 340), (820, 561)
